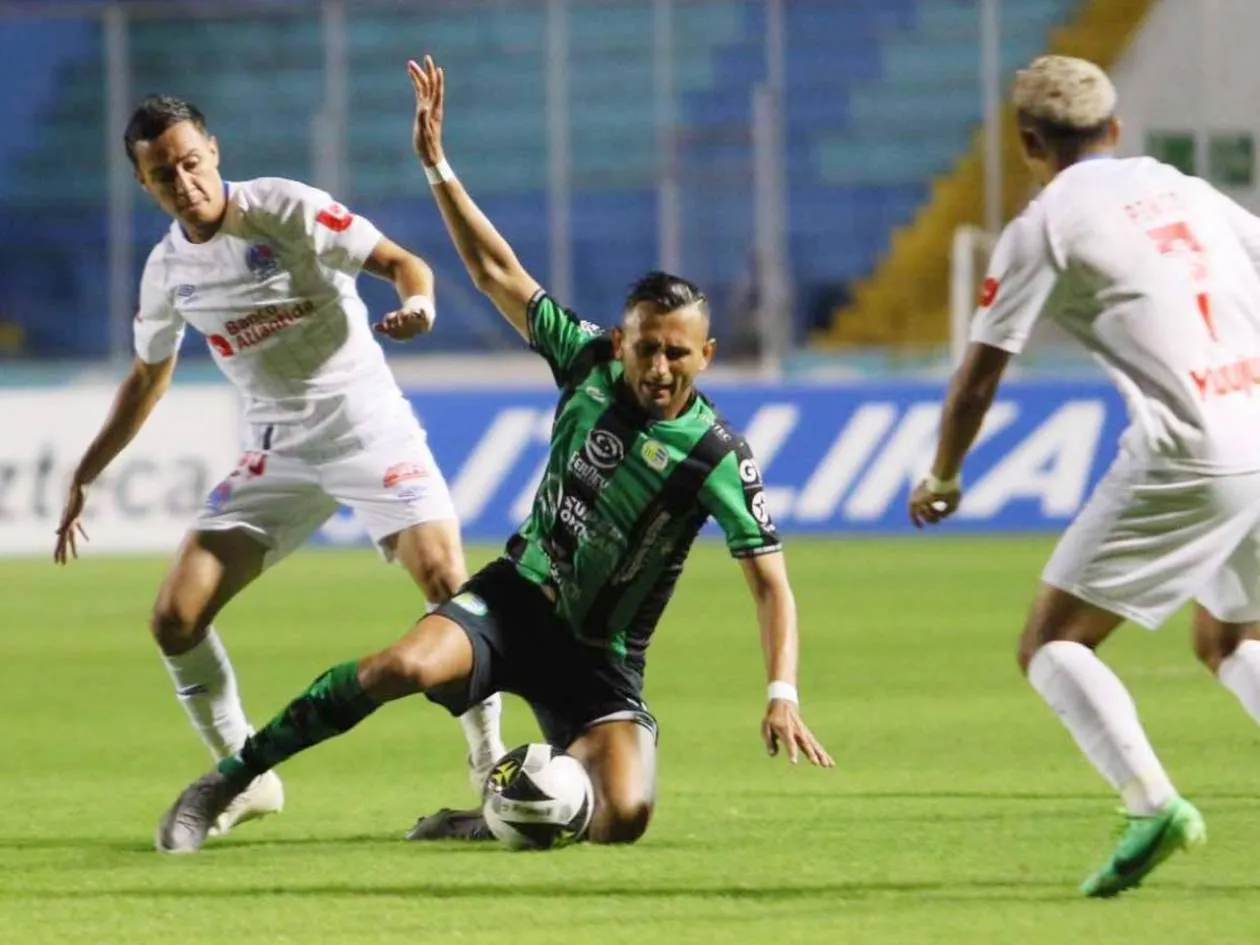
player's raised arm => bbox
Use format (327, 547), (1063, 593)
(407, 55), (540, 339)
(700, 439), (834, 768)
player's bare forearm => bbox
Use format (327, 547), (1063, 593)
(364, 238), (434, 302)
(75, 356), (175, 485)
(930, 342), (1012, 479)
(740, 553), (799, 687)
(428, 176), (539, 336)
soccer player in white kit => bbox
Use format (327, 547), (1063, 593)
(51, 95), (506, 836)
(909, 56), (1260, 897)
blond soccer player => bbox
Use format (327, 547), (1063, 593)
(911, 56), (1260, 897)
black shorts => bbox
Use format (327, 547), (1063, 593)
(426, 558), (658, 749)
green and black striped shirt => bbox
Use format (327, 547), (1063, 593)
(506, 291), (781, 659)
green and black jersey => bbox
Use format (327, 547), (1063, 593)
(506, 291), (781, 660)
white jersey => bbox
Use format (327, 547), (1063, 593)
(134, 177), (416, 460)
(972, 156), (1260, 474)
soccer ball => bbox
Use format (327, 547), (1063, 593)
(482, 743), (594, 850)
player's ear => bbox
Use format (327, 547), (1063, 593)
(206, 135), (221, 165)
(1107, 116), (1122, 147)
(610, 324), (625, 355)
(701, 337), (716, 369)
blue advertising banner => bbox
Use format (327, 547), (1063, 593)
(312, 381), (1129, 547)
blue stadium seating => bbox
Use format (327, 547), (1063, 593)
(0, 0), (1079, 356)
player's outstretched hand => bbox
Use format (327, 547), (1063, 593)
(374, 302), (435, 341)
(762, 699), (834, 768)
(407, 55), (445, 166)
(53, 479), (90, 565)
(908, 480), (961, 529)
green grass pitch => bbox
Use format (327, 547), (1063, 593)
(2, 537), (1260, 944)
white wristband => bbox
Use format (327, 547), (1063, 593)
(767, 681), (799, 705)
(424, 159), (455, 185)
(925, 472), (961, 495)
(402, 294), (434, 317)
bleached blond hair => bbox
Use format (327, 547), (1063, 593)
(1012, 55), (1117, 129)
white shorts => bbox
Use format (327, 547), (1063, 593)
(195, 427), (457, 568)
(1044, 457), (1260, 629)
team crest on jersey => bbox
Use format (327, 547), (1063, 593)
(640, 439), (669, 472)
(383, 462), (428, 488)
(245, 242), (281, 281)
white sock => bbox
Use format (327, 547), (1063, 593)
(160, 627), (253, 761)
(1218, 639), (1260, 724)
(459, 693), (506, 768)
(419, 601), (507, 768)
(1028, 640), (1176, 816)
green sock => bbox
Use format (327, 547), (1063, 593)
(217, 661), (379, 781)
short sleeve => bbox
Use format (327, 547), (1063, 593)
(133, 253), (185, 363)
(968, 206), (1061, 355)
(247, 178), (383, 275)
(526, 290), (607, 388)
(700, 437), (782, 559)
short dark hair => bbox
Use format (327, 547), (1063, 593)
(623, 271), (708, 317)
(1017, 111), (1111, 167)
(124, 95), (209, 166)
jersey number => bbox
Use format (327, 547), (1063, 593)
(1145, 221), (1217, 341)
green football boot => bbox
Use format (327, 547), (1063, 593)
(1081, 796), (1206, 898)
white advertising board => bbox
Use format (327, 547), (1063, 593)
(0, 385), (239, 556)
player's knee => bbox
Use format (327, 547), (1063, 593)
(588, 796), (653, 845)
(361, 643), (438, 696)
(1192, 621), (1245, 673)
(149, 601), (204, 654)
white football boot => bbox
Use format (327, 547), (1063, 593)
(208, 770), (285, 837)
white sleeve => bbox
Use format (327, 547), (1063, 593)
(968, 207), (1060, 355)
(250, 178), (383, 275)
(132, 255), (185, 363)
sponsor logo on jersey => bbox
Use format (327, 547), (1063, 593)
(315, 202), (355, 232)
(383, 461), (428, 488)
(738, 457), (760, 484)
(584, 430), (624, 470)
(245, 242), (282, 281)
(584, 385), (608, 404)
(559, 494), (590, 540)
(579, 320), (602, 336)
(207, 334), (235, 358)
(750, 490), (773, 528)
(640, 439), (669, 472)
(221, 300), (317, 350)
(979, 277), (999, 308)
(175, 284), (197, 305)
(567, 452), (607, 493)
(1188, 356), (1260, 400)
(452, 592), (489, 617)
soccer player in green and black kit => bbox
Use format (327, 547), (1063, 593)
(155, 55), (832, 853)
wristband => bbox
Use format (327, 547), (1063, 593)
(925, 472), (961, 495)
(423, 159), (455, 185)
(767, 681), (799, 705)
(402, 294), (434, 318)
